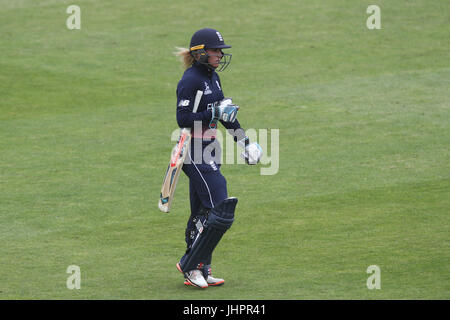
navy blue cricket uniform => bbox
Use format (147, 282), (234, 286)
(176, 61), (245, 264)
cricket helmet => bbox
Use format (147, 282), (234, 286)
(189, 28), (232, 71)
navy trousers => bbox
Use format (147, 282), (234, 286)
(181, 138), (228, 268)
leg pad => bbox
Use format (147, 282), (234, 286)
(180, 197), (238, 272)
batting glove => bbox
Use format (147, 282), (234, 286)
(238, 137), (263, 165)
(209, 98), (239, 129)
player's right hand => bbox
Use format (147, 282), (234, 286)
(213, 98), (239, 123)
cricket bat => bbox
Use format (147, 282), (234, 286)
(158, 90), (203, 213)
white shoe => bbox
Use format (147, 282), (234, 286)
(184, 275), (224, 287)
(185, 270), (208, 288)
(206, 275), (225, 286)
(205, 266), (225, 286)
(182, 267), (225, 287)
(177, 263), (208, 289)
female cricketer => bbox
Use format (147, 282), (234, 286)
(174, 28), (263, 288)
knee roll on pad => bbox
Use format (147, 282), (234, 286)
(185, 205), (210, 251)
(180, 197), (238, 272)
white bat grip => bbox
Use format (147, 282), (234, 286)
(192, 90), (203, 114)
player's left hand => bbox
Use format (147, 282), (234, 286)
(213, 98), (239, 122)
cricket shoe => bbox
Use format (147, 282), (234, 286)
(176, 263), (208, 289)
(207, 274), (225, 286)
(205, 267), (225, 286)
(184, 268), (225, 287)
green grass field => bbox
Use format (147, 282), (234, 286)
(1, 0), (449, 299)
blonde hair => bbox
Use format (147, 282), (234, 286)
(174, 47), (195, 69)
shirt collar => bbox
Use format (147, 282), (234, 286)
(193, 61), (214, 78)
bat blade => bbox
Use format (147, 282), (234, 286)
(157, 90), (203, 213)
(158, 128), (191, 213)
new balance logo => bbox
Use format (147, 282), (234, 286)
(178, 99), (190, 107)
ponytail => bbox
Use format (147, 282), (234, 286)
(174, 47), (195, 69)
